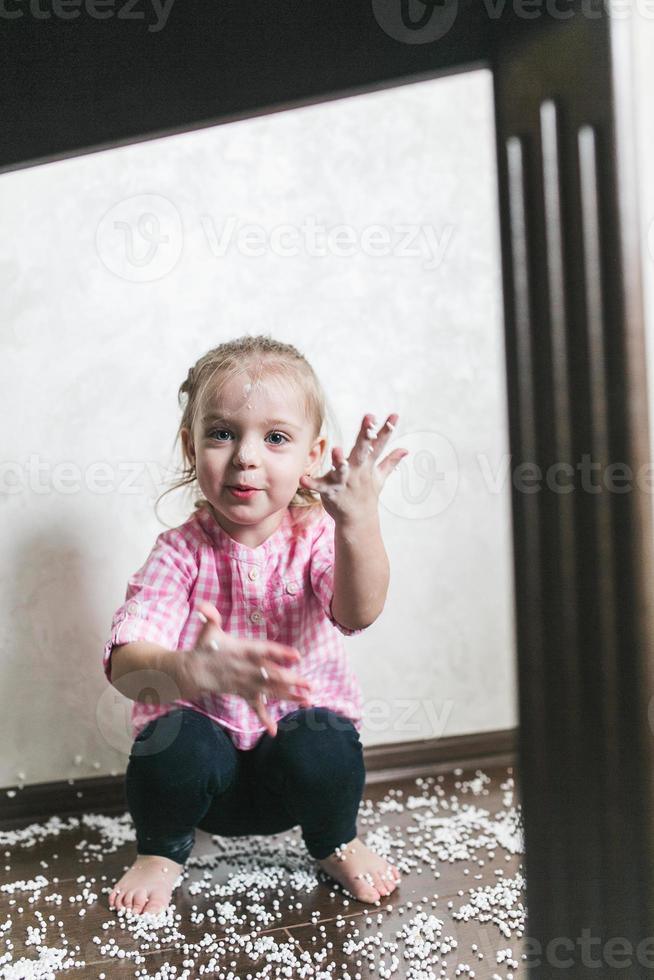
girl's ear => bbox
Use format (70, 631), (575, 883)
(181, 426), (195, 463)
(309, 435), (327, 464)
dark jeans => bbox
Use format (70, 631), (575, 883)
(125, 705), (366, 864)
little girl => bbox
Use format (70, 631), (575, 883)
(103, 334), (408, 916)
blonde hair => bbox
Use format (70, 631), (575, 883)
(154, 334), (337, 533)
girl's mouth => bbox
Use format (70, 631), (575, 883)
(227, 487), (259, 499)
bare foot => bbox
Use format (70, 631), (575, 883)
(108, 854), (185, 916)
(315, 836), (401, 904)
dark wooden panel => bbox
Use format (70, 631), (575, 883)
(0, 0), (496, 174)
(493, 13), (654, 977)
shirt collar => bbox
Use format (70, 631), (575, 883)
(196, 504), (292, 562)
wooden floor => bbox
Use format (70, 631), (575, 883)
(0, 763), (525, 979)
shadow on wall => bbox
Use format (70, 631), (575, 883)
(3, 524), (129, 788)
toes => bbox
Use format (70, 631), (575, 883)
(374, 870), (391, 895)
(353, 872), (381, 903)
(357, 882), (381, 903)
(132, 889), (148, 914)
(384, 865), (400, 889)
(325, 873), (384, 904)
(122, 890), (135, 910)
(382, 863), (400, 886)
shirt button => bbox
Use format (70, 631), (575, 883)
(248, 568), (259, 581)
(250, 610), (264, 624)
(127, 601), (139, 615)
(285, 581), (297, 595)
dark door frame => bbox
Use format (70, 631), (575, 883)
(3, 4), (653, 975)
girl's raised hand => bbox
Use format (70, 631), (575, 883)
(179, 599), (314, 738)
(299, 413), (409, 525)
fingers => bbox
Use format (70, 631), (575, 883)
(266, 666), (313, 700)
(250, 681), (312, 737)
(349, 413), (378, 466)
(250, 697), (277, 737)
(366, 413), (399, 462)
(246, 646), (316, 736)
(300, 471), (318, 490)
(351, 413), (399, 466)
(195, 600), (231, 650)
(330, 446), (349, 475)
(378, 447), (409, 481)
(192, 617), (313, 710)
(195, 601), (224, 650)
(196, 599), (222, 628)
(256, 642), (302, 664)
(251, 647), (314, 703)
(374, 414), (399, 452)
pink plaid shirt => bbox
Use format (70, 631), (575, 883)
(102, 503), (366, 750)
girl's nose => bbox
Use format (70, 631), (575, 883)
(235, 443), (258, 465)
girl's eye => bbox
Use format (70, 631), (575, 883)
(207, 429), (288, 445)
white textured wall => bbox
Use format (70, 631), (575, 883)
(0, 68), (517, 789)
(633, 18), (654, 521)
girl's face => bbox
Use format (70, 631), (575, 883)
(181, 372), (325, 536)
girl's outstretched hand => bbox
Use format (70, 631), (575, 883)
(178, 600), (314, 738)
(299, 413), (409, 525)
